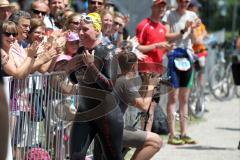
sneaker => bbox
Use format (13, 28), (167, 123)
(168, 136), (185, 145)
(180, 135), (197, 144)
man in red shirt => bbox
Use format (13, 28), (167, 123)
(136, 0), (172, 131)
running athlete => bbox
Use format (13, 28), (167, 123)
(67, 13), (121, 160)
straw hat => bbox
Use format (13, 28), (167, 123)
(0, 0), (14, 8)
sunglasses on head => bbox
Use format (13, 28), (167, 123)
(90, 1), (103, 5)
(80, 14), (93, 24)
(32, 9), (47, 16)
(4, 32), (18, 37)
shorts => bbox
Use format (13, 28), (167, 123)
(169, 67), (194, 89)
(195, 56), (206, 73)
(123, 126), (147, 148)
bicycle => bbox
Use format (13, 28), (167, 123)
(188, 51), (206, 118)
(209, 41), (240, 100)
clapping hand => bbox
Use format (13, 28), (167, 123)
(83, 50), (95, 66)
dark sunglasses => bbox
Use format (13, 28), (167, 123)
(70, 21), (80, 26)
(3, 32), (18, 37)
(32, 9), (47, 16)
(180, 0), (190, 3)
(114, 21), (123, 27)
(90, 1), (103, 5)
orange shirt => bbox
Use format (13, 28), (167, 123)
(193, 23), (207, 57)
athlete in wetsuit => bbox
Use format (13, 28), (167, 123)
(68, 13), (122, 160)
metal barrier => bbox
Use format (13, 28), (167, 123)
(3, 72), (78, 160)
(3, 72), (137, 160)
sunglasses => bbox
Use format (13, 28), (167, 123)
(70, 21), (80, 26)
(114, 21), (123, 27)
(4, 32), (18, 37)
(180, 0), (190, 3)
(32, 9), (47, 16)
(90, 1), (103, 5)
(81, 14), (93, 24)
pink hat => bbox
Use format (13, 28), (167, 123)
(56, 54), (72, 62)
(152, 0), (167, 6)
(67, 32), (80, 42)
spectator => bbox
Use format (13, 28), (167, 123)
(105, 0), (115, 13)
(9, 10), (31, 47)
(114, 51), (163, 160)
(136, 0), (171, 131)
(1, 20), (37, 79)
(9, 2), (20, 12)
(65, 32), (80, 56)
(44, 0), (65, 30)
(28, 18), (46, 44)
(63, 7), (75, 19)
(188, 0), (208, 88)
(101, 9), (114, 46)
(0, 26), (9, 160)
(0, 20), (38, 160)
(9, 11), (59, 73)
(64, 0), (71, 8)
(65, 13), (81, 32)
(88, 0), (105, 13)
(30, 0), (49, 21)
(163, 0), (200, 145)
(0, 0), (14, 21)
(110, 12), (125, 47)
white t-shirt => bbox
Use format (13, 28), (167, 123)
(163, 9), (198, 54)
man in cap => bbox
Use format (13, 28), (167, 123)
(136, 0), (173, 131)
(0, 0), (14, 21)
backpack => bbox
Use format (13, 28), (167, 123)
(232, 62), (240, 86)
(151, 104), (169, 135)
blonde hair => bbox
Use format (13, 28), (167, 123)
(1, 21), (18, 34)
(29, 18), (45, 33)
(66, 13), (81, 29)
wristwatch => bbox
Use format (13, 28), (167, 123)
(180, 29), (185, 35)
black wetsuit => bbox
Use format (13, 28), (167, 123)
(69, 44), (123, 160)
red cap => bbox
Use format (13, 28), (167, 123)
(152, 0), (167, 6)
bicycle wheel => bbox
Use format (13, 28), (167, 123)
(209, 63), (230, 101)
(188, 71), (205, 118)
